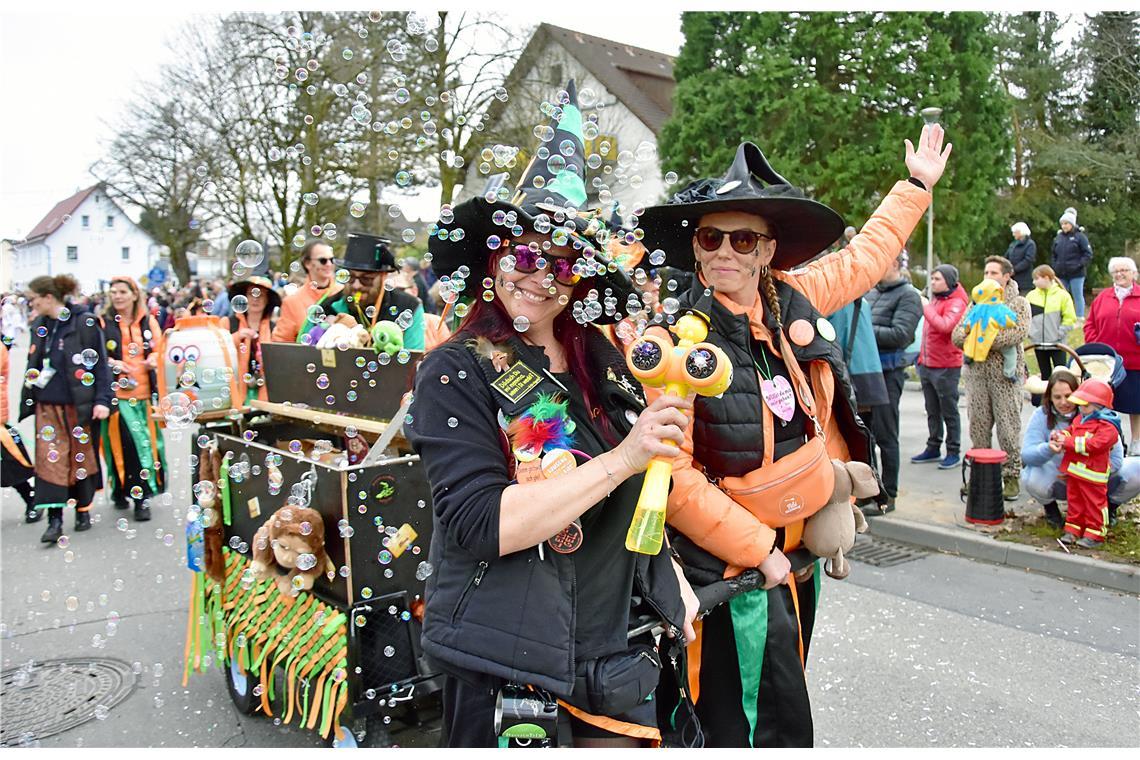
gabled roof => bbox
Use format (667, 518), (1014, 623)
(493, 23), (676, 136)
(22, 184), (100, 243)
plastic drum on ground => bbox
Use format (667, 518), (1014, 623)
(962, 448), (1007, 525)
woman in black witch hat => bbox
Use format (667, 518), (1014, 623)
(405, 81), (699, 747)
(635, 124), (952, 747)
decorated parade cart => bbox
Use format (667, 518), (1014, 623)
(169, 333), (441, 747)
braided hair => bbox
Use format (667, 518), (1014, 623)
(758, 266), (783, 333)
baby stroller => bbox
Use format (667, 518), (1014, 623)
(1024, 341), (1126, 396)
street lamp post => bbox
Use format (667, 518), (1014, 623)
(921, 106), (943, 298)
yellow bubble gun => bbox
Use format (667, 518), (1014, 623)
(623, 313), (732, 555)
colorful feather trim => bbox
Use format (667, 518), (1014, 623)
(508, 393), (575, 453)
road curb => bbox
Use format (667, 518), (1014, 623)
(867, 516), (1140, 595)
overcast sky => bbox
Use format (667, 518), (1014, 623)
(0, 0), (1102, 241)
(0, 4), (683, 240)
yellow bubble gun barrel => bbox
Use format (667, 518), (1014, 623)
(623, 314), (732, 555)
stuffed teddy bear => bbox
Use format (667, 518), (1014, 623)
(250, 506), (329, 597)
(314, 313), (371, 349)
(801, 459), (878, 580)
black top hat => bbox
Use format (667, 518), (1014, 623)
(426, 80), (638, 325)
(339, 233), (397, 272)
(637, 142), (846, 272)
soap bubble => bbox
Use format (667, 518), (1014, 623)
(350, 201), (366, 218)
(235, 240), (264, 267)
(415, 561), (434, 581)
(80, 348), (99, 368)
(513, 315), (530, 333)
(159, 392), (194, 429)
(231, 295), (249, 314)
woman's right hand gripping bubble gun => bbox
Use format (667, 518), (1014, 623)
(624, 313), (732, 555)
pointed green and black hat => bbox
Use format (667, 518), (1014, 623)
(428, 80), (638, 324)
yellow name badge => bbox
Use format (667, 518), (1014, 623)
(490, 362), (542, 404)
(389, 523), (418, 558)
(321, 348), (337, 368)
(247, 496), (261, 519)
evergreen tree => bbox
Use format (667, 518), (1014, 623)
(657, 11), (1011, 265)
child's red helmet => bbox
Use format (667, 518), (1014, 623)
(1068, 378), (1114, 408)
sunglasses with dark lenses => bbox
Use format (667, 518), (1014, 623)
(511, 244), (581, 286)
(311, 256), (335, 265)
(695, 226), (774, 255)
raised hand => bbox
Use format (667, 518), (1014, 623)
(904, 123), (953, 190)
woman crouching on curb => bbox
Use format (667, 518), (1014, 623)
(636, 124), (951, 746)
(406, 81), (697, 747)
(1021, 368), (1140, 529)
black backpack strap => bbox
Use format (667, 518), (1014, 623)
(845, 298), (862, 362)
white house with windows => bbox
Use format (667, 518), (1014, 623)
(459, 24), (676, 222)
(10, 184), (164, 293)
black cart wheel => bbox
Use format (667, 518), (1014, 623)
(225, 656), (260, 715)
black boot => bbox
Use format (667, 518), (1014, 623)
(1042, 501), (1064, 529)
(74, 510), (92, 532)
(1108, 502), (1118, 527)
(25, 507), (43, 523)
(133, 499), (151, 522)
(113, 495), (130, 510)
(40, 509), (63, 544)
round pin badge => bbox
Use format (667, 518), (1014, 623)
(547, 520), (584, 554)
(788, 319), (814, 347)
(541, 448), (577, 479)
(513, 443), (541, 463)
(816, 317), (836, 342)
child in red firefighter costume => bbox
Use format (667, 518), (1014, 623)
(1053, 379), (1121, 548)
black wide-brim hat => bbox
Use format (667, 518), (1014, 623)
(427, 80), (639, 325)
(338, 232), (398, 273)
(637, 142), (846, 272)
(228, 275), (281, 312)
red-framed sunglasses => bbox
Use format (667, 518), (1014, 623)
(509, 244), (582, 286)
(695, 226), (774, 255)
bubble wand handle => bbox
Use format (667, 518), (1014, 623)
(625, 380), (686, 555)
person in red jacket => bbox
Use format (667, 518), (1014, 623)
(912, 264), (970, 468)
(1084, 257), (1140, 452)
(1054, 379), (1121, 548)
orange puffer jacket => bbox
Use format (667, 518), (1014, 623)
(652, 180), (930, 571)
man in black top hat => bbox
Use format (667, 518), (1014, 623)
(296, 233), (426, 350)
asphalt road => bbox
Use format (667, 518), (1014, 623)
(3, 485), (1136, 748)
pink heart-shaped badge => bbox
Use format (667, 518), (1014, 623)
(760, 376), (796, 422)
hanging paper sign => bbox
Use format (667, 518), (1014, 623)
(389, 523), (418, 558)
(761, 376), (796, 422)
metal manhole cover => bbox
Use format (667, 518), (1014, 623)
(0, 657), (137, 746)
(848, 537), (928, 567)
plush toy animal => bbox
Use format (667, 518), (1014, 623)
(250, 506), (329, 596)
(195, 440), (227, 583)
(801, 460), (878, 580)
(314, 313), (371, 349)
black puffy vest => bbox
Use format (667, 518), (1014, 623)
(675, 278), (876, 479)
